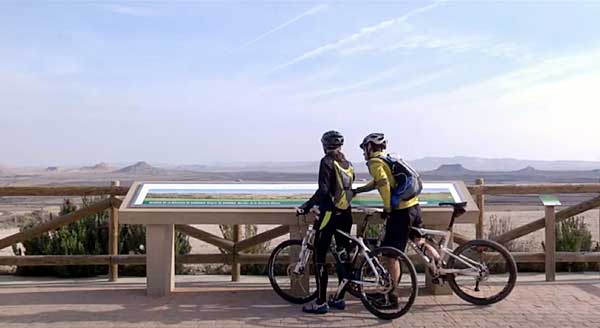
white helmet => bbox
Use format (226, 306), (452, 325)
(360, 133), (387, 150)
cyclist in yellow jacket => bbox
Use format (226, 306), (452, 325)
(354, 133), (427, 308)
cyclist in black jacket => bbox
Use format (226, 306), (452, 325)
(297, 130), (355, 314)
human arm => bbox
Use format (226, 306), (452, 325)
(354, 179), (376, 194)
(368, 159), (392, 212)
(300, 157), (335, 211)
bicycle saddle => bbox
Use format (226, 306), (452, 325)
(438, 202), (467, 209)
(438, 202), (467, 217)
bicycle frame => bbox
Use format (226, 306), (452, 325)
(408, 227), (483, 278)
(291, 212), (391, 295)
(292, 224), (315, 275)
(334, 229), (387, 288)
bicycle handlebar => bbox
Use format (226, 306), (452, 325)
(353, 206), (382, 215)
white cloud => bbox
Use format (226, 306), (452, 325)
(376, 49), (600, 160)
(270, 0), (445, 72)
(300, 66), (406, 99)
(383, 34), (529, 60)
(242, 4), (328, 48)
(297, 67), (453, 101)
(103, 4), (159, 17)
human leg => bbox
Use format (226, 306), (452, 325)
(303, 210), (334, 313)
(330, 209), (353, 305)
(315, 216), (334, 304)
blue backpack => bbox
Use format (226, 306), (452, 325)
(378, 154), (423, 208)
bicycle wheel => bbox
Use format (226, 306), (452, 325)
(267, 239), (317, 304)
(446, 239), (517, 305)
(357, 246), (418, 320)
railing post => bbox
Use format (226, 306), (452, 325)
(108, 180), (120, 282)
(231, 224), (241, 282)
(545, 205), (556, 282)
(476, 178), (485, 239)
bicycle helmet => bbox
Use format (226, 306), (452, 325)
(360, 133), (387, 150)
(321, 130), (344, 149)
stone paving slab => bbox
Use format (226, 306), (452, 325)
(0, 273), (599, 328)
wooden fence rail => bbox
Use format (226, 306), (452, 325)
(492, 194), (600, 245)
(2, 251), (599, 267)
(0, 186), (129, 197)
(467, 183), (600, 195)
(0, 198), (113, 250)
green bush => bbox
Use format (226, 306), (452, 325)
(12, 198), (191, 277)
(555, 216), (593, 272)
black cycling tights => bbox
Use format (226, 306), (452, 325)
(313, 208), (353, 305)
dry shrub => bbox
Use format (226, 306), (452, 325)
(486, 214), (536, 252)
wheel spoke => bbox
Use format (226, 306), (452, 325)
(268, 240), (317, 304)
(358, 246), (417, 320)
(446, 240), (517, 305)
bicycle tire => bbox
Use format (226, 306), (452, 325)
(357, 246), (418, 320)
(267, 239), (317, 304)
(446, 239), (517, 305)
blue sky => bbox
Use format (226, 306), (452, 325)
(1, 1), (600, 166)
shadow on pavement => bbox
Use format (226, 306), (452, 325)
(0, 287), (452, 327)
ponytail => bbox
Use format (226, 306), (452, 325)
(327, 148), (347, 163)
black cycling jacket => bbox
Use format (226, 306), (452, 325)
(301, 154), (353, 211)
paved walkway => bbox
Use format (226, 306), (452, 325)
(1, 273), (599, 328)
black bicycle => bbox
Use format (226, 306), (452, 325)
(267, 207), (418, 320)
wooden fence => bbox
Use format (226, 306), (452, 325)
(467, 180), (600, 281)
(0, 181), (599, 283)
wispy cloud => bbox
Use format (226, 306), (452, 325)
(242, 4), (328, 48)
(366, 48), (600, 113)
(270, 0), (445, 72)
(381, 34), (530, 61)
(300, 66), (406, 99)
(103, 4), (159, 17)
(297, 67), (452, 103)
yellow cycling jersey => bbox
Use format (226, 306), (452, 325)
(363, 151), (418, 212)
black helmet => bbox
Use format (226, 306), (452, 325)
(321, 130), (344, 149)
(360, 133), (387, 150)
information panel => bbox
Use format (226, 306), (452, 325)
(130, 182), (463, 208)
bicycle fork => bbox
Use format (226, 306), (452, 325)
(292, 230), (315, 275)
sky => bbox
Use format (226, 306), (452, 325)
(1, 0), (600, 166)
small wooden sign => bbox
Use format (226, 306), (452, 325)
(539, 194), (561, 206)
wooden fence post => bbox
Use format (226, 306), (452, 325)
(476, 178), (485, 239)
(545, 205), (556, 282)
(108, 180), (120, 282)
(231, 224), (241, 282)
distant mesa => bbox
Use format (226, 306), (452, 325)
(515, 166), (540, 173)
(46, 166), (60, 172)
(81, 162), (112, 171)
(430, 164), (475, 174)
(115, 161), (163, 175)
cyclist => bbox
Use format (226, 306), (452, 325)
(297, 130), (355, 314)
(354, 133), (439, 307)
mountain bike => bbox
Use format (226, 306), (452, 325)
(267, 207), (418, 320)
(406, 202), (517, 305)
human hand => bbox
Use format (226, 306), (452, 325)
(295, 207), (308, 216)
(380, 210), (390, 221)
